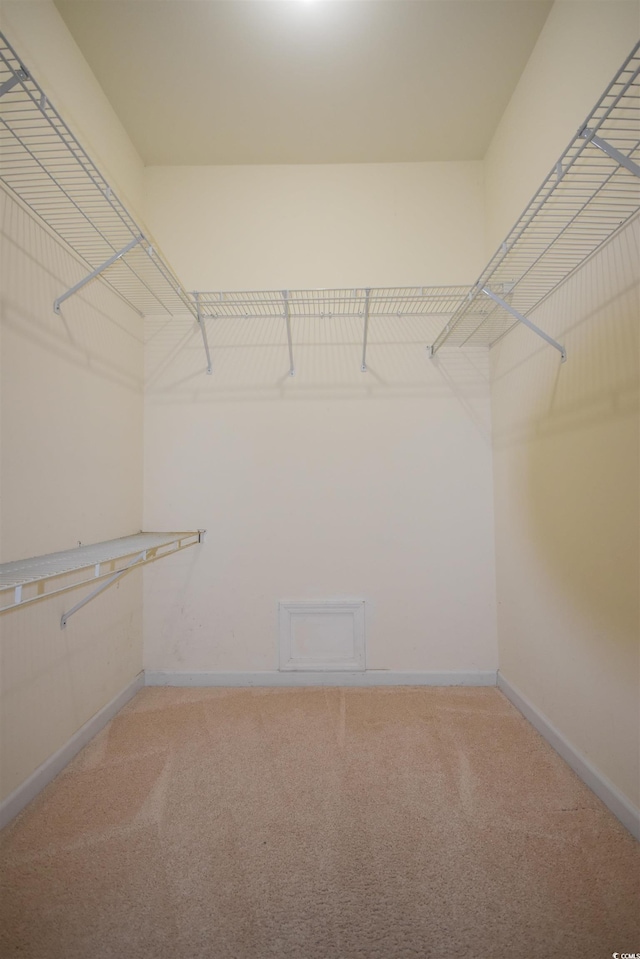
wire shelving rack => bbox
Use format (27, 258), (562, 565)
(194, 287), (469, 320)
(0, 531), (204, 626)
(193, 286), (471, 374)
(0, 31), (195, 320)
(1, 28), (638, 368)
(428, 41), (640, 361)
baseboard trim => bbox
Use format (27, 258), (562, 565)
(144, 669), (498, 688)
(497, 672), (640, 841)
(0, 671), (144, 831)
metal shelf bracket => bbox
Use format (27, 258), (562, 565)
(360, 288), (371, 372)
(283, 291), (295, 375)
(193, 292), (213, 374)
(0, 66), (27, 97)
(579, 127), (640, 178)
(54, 235), (145, 313)
(60, 549), (146, 628)
(482, 288), (566, 362)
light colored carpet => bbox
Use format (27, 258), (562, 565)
(0, 686), (638, 959)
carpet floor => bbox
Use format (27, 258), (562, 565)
(0, 686), (638, 959)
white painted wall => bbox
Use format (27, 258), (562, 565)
(484, 0), (639, 255)
(0, 4), (145, 802)
(0, 190), (145, 802)
(142, 162), (498, 675)
(144, 161), (484, 290)
(486, 2), (640, 808)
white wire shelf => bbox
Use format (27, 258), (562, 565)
(193, 286), (471, 374)
(0, 31), (195, 320)
(2, 27), (637, 371)
(0, 531), (203, 620)
(194, 286), (470, 319)
(429, 41), (640, 359)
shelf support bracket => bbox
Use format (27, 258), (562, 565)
(194, 293), (213, 375)
(0, 69), (27, 98)
(60, 550), (146, 629)
(53, 235), (144, 313)
(580, 128), (640, 179)
(283, 291), (295, 376)
(360, 288), (371, 372)
(482, 288), (566, 362)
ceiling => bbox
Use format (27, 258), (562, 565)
(54, 0), (553, 166)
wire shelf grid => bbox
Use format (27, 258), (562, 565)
(2, 29), (638, 366)
(0, 31), (195, 319)
(431, 41), (640, 354)
(0, 531), (202, 615)
(194, 286), (471, 321)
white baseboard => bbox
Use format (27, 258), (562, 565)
(0, 671), (145, 831)
(145, 669), (498, 688)
(497, 672), (640, 841)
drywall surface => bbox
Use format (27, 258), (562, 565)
(0, 0), (144, 223)
(0, 1), (146, 804)
(143, 162), (497, 675)
(485, 1), (640, 811)
(143, 161), (484, 290)
(490, 219), (639, 808)
(484, 1), (639, 256)
(144, 370), (497, 675)
(0, 194), (144, 560)
(0, 191), (144, 802)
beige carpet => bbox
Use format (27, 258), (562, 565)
(0, 686), (638, 959)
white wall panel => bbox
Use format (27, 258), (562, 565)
(143, 161), (497, 676)
(485, 2), (640, 809)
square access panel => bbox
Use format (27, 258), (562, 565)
(278, 600), (366, 671)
